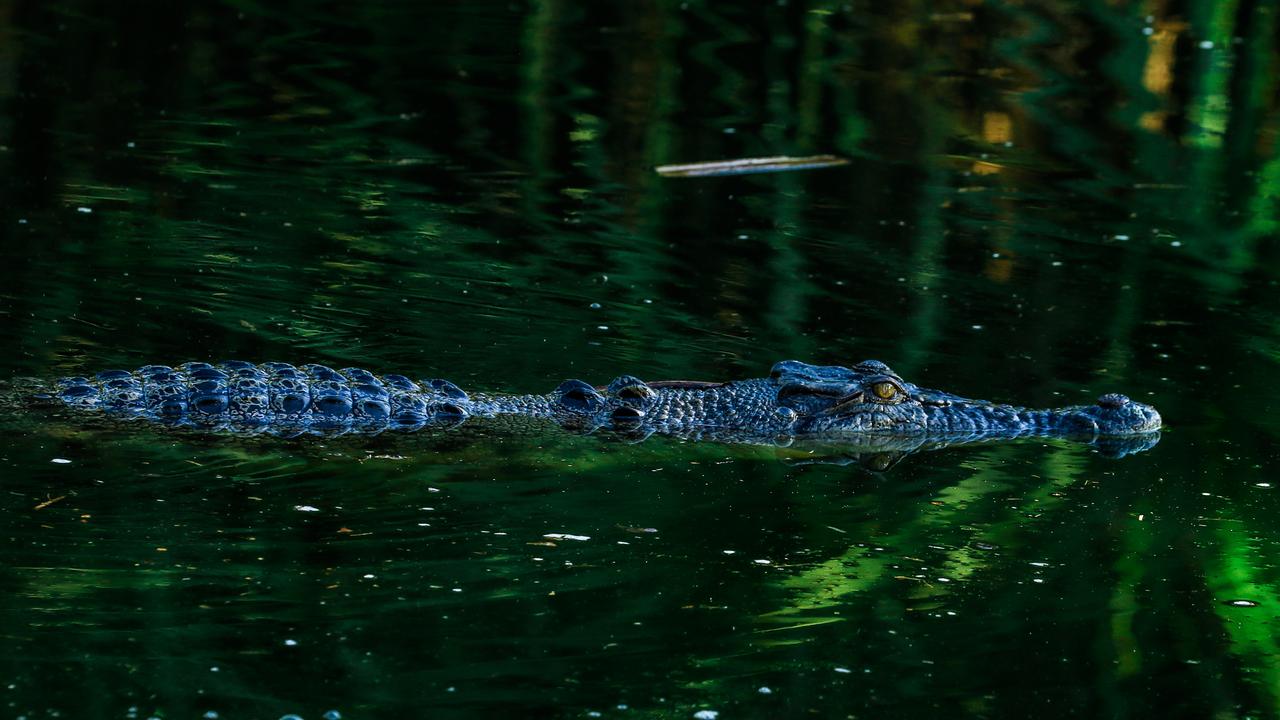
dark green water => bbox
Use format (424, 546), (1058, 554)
(1, 1), (1278, 718)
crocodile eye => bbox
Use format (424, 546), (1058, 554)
(872, 382), (898, 400)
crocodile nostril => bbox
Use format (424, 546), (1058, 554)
(1097, 393), (1130, 409)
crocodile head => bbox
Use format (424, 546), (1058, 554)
(770, 360), (1161, 437)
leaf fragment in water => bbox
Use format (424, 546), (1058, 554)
(654, 154), (850, 178)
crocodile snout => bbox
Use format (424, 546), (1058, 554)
(1089, 394), (1162, 434)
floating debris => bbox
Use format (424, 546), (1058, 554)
(543, 533), (590, 541)
(655, 154), (849, 178)
(33, 495), (66, 511)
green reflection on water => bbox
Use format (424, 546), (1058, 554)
(1, 0), (1279, 717)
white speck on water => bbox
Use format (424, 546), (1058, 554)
(544, 533), (590, 541)
(597, 325), (609, 331)
(295, 505), (320, 512)
(1051, 261), (1063, 267)
(754, 559), (771, 565)
(51, 458), (71, 464)
(363, 574), (375, 579)
(589, 302), (602, 309)
(203, 712), (219, 719)
(758, 686), (773, 694)
(1143, 27), (1154, 35)
(452, 588), (463, 593)
(18, 218), (27, 224)
(210, 666), (219, 672)
(76, 207), (92, 213)
(1170, 240), (1182, 247)
(1114, 234), (1130, 241)
(694, 712), (720, 720)
(1030, 562), (1050, 567)
(283, 639), (298, 647)
(1199, 40), (1214, 49)
(722, 550), (736, 555)
(127, 141), (136, 148)
(834, 666), (852, 674)
(971, 325), (984, 330)
(1256, 483), (1272, 489)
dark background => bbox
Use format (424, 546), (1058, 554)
(1, 0), (1278, 717)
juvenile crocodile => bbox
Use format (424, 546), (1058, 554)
(27, 360), (1162, 458)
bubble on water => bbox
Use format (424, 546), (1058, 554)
(323, 712), (342, 720)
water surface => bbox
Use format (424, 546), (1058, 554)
(1, 1), (1279, 718)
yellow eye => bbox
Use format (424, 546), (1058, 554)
(872, 382), (898, 400)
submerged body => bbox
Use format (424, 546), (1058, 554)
(30, 359), (1162, 457)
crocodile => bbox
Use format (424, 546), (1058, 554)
(24, 359), (1162, 460)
